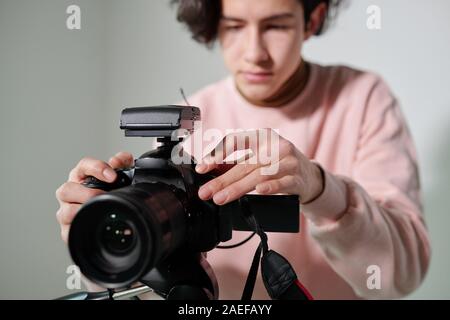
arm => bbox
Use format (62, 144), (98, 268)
(303, 78), (431, 299)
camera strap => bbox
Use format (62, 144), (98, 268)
(239, 197), (313, 301)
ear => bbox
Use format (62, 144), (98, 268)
(304, 2), (328, 41)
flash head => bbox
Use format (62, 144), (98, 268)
(120, 105), (200, 138)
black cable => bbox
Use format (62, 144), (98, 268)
(217, 232), (256, 249)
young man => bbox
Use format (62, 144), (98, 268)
(56, 0), (430, 299)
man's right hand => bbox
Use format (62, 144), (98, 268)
(55, 152), (134, 244)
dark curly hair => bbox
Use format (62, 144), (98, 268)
(172, 0), (343, 46)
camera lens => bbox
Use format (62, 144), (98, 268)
(99, 214), (136, 255)
(68, 183), (189, 289)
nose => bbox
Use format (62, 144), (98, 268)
(244, 26), (269, 65)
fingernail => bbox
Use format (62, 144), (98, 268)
(196, 164), (207, 173)
(198, 186), (212, 200)
(204, 156), (217, 166)
(103, 168), (116, 182)
(213, 191), (228, 205)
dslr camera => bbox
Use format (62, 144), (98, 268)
(68, 106), (299, 300)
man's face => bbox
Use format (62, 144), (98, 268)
(218, 0), (308, 102)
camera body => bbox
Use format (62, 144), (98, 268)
(68, 106), (299, 299)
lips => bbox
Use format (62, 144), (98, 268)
(240, 71), (274, 84)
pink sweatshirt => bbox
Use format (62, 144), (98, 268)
(182, 63), (431, 300)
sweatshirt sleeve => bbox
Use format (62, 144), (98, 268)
(302, 77), (431, 299)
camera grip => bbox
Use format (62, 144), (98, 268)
(82, 170), (133, 191)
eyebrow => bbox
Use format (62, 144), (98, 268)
(221, 13), (296, 23)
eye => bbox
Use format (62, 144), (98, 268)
(265, 25), (290, 31)
(224, 25), (243, 32)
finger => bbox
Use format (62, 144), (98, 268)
(211, 167), (272, 205)
(255, 175), (298, 195)
(198, 155), (297, 200)
(56, 203), (82, 226)
(68, 157), (117, 183)
(56, 182), (105, 204)
(108, 152), (134, 169)
(61, 225), (70, 244)
(198, 157), (261, 200)
(197, 131), (258, 173)
(198, 129), (286, 174)
(196, 147), (253, 174)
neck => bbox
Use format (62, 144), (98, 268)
(237, 60), (310, 108)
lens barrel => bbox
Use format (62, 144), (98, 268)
(68, 182), (187, 289)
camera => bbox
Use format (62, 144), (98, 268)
(68, 106), (299, 300)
